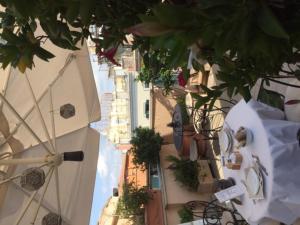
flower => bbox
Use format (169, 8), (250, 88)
(97, 47), (121, 66)
(177, 71), (187, 87)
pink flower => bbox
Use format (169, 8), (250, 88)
(97, 47), (121, 66)
(178, 71), (187, 87)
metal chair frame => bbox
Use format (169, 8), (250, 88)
(192, 99), (236, 139)
(184, 199), (248, 225)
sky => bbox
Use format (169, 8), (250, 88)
(89, 61), (123, 225)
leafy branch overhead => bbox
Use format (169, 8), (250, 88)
(0, 0), (160, 72)
(128, 0), (300, 103)
(1, 0), (300, 107)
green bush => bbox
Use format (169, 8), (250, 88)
(178, 207), (194, 223)
(130, 127), (163, 168)
(166, 155), (199, 191)
(117, 182), (152, 219)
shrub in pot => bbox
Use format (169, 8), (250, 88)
(130, 127), (163, 169)
(178, 206), (194, 223)
(166, 155), (199, 191)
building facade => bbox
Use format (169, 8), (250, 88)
(107, 48), (151, 146)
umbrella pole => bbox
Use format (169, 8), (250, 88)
(0, 154), (63, 165)
(0, 93), (52, 154)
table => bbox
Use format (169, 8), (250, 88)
(221, 99), (300, 225)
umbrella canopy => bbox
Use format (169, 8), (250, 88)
(0, 38), (100, 149)
(0, 127), (100, 225)
(0, 27), (101, 225)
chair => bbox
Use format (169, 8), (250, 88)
(184, 199), (248, 225)
(192, 99), (236, 139)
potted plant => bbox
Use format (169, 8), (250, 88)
(166, 155), (200, 191)
(130, 127), (163, 169)
(178, 206), (194, 223)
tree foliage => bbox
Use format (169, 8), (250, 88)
(2, 0), (300, 107)
(130, 127), (163, 168)
(0, 0), (160, 72)
(129, 0), (300, 104)
(117, 182), (151, 219)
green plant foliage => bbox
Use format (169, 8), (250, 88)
(130, 127), (163, 168)
(166, 155), (199, 191)
(0, 0), (160, 72)
(117, 182), (151, 219)
(135, 39), (189, 95)
(176, 96), (190, 125)
(2, 0), (300, 110)
(130, 0), (300, 107)
(178, 206), (194, 223)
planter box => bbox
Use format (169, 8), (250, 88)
(197, 160), (215, 193)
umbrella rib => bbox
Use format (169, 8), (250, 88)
(0, 173), (22, 185)
(0, 55), (75, 149)
(30, 166), (55, 225)
(13, 167), (53, 225)
(49, 86), (62, 215)
(48, 86), (57, 153)
(0, 93), (52, 154)
(0, 54), (75, 151)
(54, 166), (62, 215)
(11, 181), (72, 224)
(25, 73), (55, 154)
(0, 163), (49, 185)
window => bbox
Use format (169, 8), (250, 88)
(144, 100), (149, 119)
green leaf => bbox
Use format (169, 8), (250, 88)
(125, 22), (173, 37)
(65, 2), (80, 23)
(192, 59), (205, 72)
(199, 84), (213, 94)
(182, 67), (190, 81)
(194, 95), (210, 109)
(295, 70), (300, 81)
(1, 13), (15, 29)
(152, 4), (196, 28)
(257, 3), (289, 39)
(1, 29), (19, 44)
(197, 0), (232, 9)
(257, 88), (284, 109)
(34, 46), (55, 61)
(79, 0), (94, 25)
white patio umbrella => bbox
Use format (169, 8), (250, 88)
(0, 28), (101, 225)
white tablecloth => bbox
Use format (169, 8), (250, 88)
(222, 99), (300, 225)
